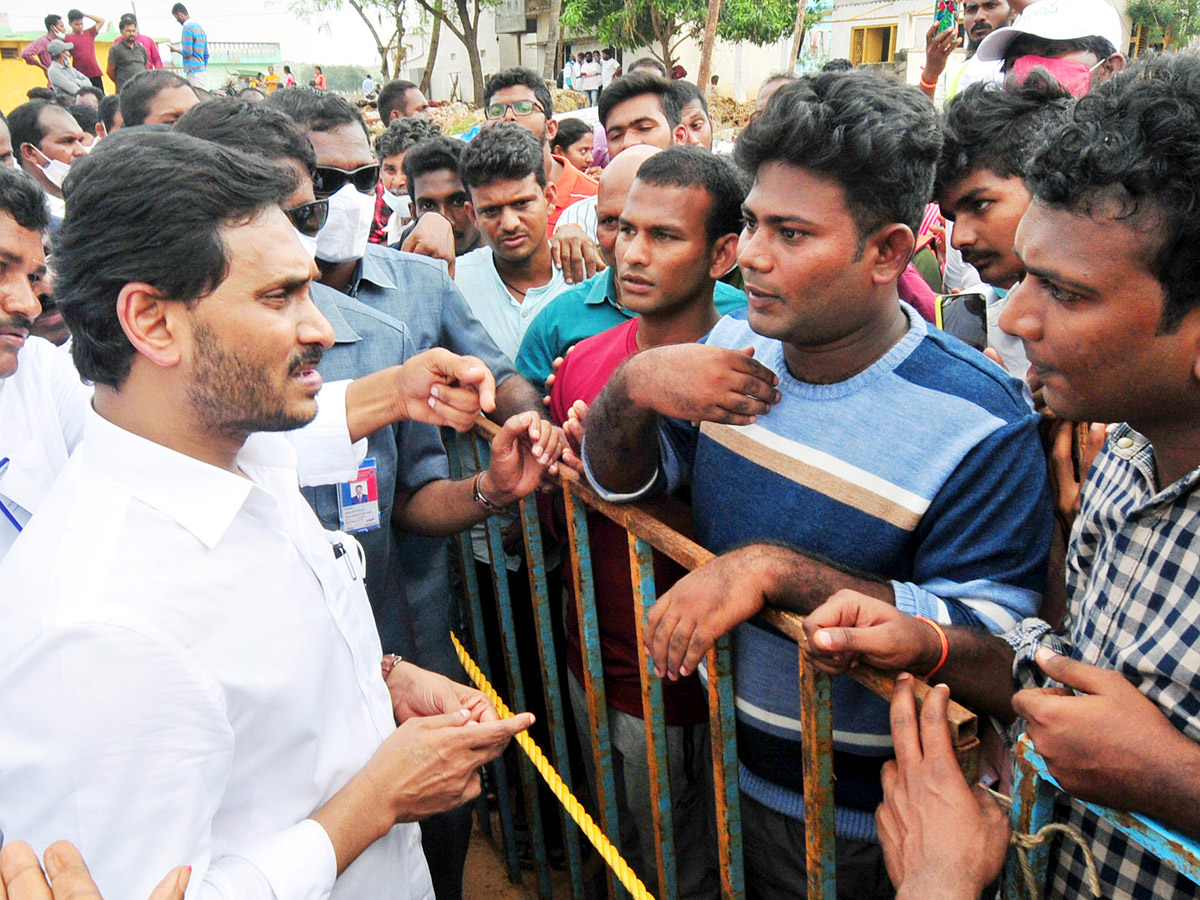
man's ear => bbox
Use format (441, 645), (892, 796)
(867, 223), (916, 286)
(672, 123), (688, 146)
(19, 143), (42, 168)
(545, 117), (558, 144)
(544, 181), (558, 211)
(95, 121), (108, 139)
(465, 200), (477, 226)
(708, 232), (740, 280)
(1102, 53), (1126, 78)
(116, 282), (184, 369)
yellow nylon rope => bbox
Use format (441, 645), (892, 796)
(451, 631), (658, 900)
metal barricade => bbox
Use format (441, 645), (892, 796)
(449, 420), (980, 900)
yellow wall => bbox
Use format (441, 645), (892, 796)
(2, 37), (140, 113)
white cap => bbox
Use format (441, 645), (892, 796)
(976, 0), (1124, 62)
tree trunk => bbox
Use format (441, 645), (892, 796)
(348, 0), (395, 79)
(789, 0), (809, 70)
(696, 0), (722, 90)
(419, 10), (441, 95)
(542, 0), (563, 83)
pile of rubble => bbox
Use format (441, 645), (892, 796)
(706, 93), (757, 131)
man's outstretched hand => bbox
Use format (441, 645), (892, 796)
(395, 349), (497, 431)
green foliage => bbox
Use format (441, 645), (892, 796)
(563, 0), (796, 64)
(1127, 0), (1200, 46)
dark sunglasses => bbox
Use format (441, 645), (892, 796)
(312, 163), (379, 197)
(285, 198), (329, 237)
(484, 100), (544, 119)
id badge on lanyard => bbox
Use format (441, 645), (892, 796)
(337, 457), (381, 533)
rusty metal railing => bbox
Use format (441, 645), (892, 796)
(448, 420), (980, 900)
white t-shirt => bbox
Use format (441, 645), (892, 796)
(601, 57), (619, 86)
(578, 61), (602, 91)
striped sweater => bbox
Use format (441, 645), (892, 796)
(599, 304), (1052, 840)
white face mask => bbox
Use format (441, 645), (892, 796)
(381, 189), (411, 219)
(315, 183), (375, 263)
(294, 227), (319, 259)
(27, 145), (72, 189)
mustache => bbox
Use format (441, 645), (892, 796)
(287, 346), (324, 376)
(0, 313), (34, 333)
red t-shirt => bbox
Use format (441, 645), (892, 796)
(63, 27), (101, 77)
(550, 317), (708, 726)
(549, 155), (598, 232)
(135, 34), (163, 70)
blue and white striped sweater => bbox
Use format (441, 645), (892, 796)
(659, 305), (1052, 840)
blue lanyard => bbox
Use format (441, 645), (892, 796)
(0, 458), (22, 534)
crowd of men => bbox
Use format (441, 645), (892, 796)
(2, 0), (1200, 898)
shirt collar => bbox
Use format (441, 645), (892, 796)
(81, 407), (292, 549)
(583, 268), (622, 309)
(310, 284), (362, 344)
(352, 245), (398, 294)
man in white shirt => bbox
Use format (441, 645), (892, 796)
(600, 48), (620, 91)
(0, 130), (533, 900)
(454, 122), (571, 360)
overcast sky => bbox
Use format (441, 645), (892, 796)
(6, 1), (385, 65)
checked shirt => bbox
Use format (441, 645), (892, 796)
(1007, 423), (1200, 900)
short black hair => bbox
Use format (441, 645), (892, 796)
(54, 130), (297, 388)
(118, 13), (135, 28)
(8, 101), (57, 156)
(599, 72), (682, 128)
(1026, 52), (1200, 332)
(119, 70), (191, 126)
(68, 104), (99, 136)
(78, 85), (103, 103)
(1003, 33), (1118, 69)
(175, 98), (318, 174)
(375, 115), (440, 160)
(822, 58), (855, 72)
(0, 165), (51, 233)
(672, 79), (708, 114)
(67, 9), (83, 21)
(402, 135), (465, 202)
(376, 79), (418, 122)
(98, 93), (121, 131)
(935, 74), (1072, 199)
(550, 117), (591, 154)
(45, 13), (62, 30)
(633, 145), (747, 243)
(458, 121), (546, 192)
(171, 3), (188, 15)
(484, 67), (554, 119)
(735, 70), (942, 242)
(628, 57), (667, 77)
(265, 86), (370, 138)
(26, 87), (56, 103)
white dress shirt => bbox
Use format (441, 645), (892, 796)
(0, 336), (364, 563)
(553, 195), (598, 242)
(0, 408), (433, 900)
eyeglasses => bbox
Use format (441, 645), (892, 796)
(285, 198), (329, 236)
(312, 163), (379, 197)
(484, 100), (544, 120)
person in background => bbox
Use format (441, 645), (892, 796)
(373, 115), (440, 245)
(755, 72), (797, 111)
(627, 56), (667, 77)
(8, 100), (87, 223)
(600, 47), (620, 96)
(265, 64), (280, 93)
(550, 117), (595, 175)
(578, 51), (602, 106)
(62, 9), (106, 91)
(21, 14), (65, 82)
(598, 71), (687, 158)
(119, 70), (198, 127)
(105, 16), (148, 93)
(75, 85), (102, 108)
(67, 104), (98, 145)
(361, 72), (377, 99)
(46, 40), (91, 102)
(376, 79), (433, 123)
(171, 3), (208, 90)
(283, 64), (297, 87)
(313, 65), (327, 89)
(96, 93), (121, 137)
(0, 113), (15, 168)
(561, 53), (575, 91)
(673, 80), (714, 150)
(125, 14), (164, 70)
(403, 136), (481, 257)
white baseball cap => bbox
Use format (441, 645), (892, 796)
(976, 0), (1124, 62)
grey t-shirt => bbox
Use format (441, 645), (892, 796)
(107, 40), (147, 90)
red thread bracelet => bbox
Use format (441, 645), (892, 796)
(914, 616), (949, 681)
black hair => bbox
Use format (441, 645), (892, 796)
(550, 117), (592, 154)
(175, 98), (318, 174)
(118, 13), (135, 29)
(67, 9), (83, 21)
(935, 74), (1072, 199)
(672, 79), (709, 114)
(265, 86), (370, 138)
(8, 101), (56, 156)
(376, 79), (419, 122)
(1003, 33), (1117, 68)
(735, 70), (942, 243)
(45, 13), (62, 30)
(27, 87), (56, 102)
(628, 57), (667, 77)
(599, 71), (682, 128)
(119, 70), (191, 126)
(237, 87), (266, 102)
(1026, 52), (1200, 332)
(171, 3), (188, 15)
(68, 104), (99, 136)
(0, 165), (51, 233)
(402, 135), (465, 202)
(634, 145), (747, 243)
(284, 65), (292, 74)
(458, 121), (546, 192)
(484, 67), (554, 119)
(822, 58), (855, 72)
(78, 85), (103, 103)
(374, 115), (440, 160)
(98, 93), (121, 131)
(54, 130), (297, 388)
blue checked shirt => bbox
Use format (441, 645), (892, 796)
(1006, 423), (1200, 900)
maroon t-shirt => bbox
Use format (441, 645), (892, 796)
(550, 317), (708, 726)
(64, 27), (101, 77)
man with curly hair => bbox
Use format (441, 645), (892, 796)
(373, 116), (440, 245)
